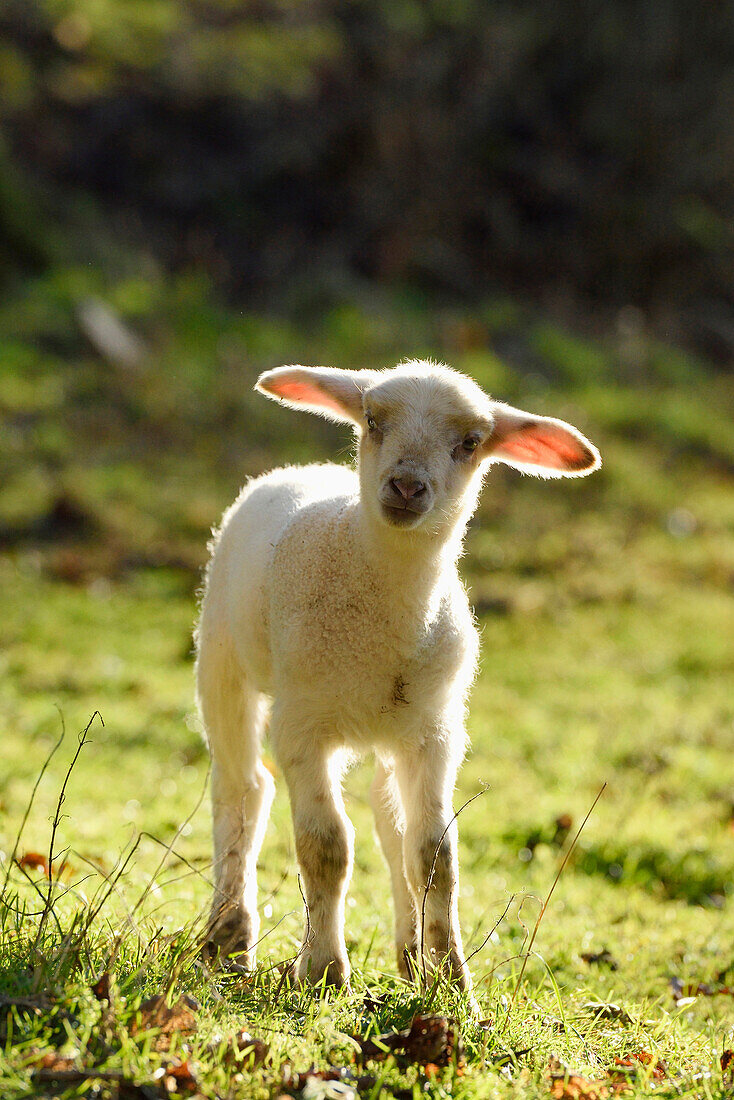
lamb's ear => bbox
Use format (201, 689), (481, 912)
(255, 366), (375, 424)
(483, 402), (601, 478)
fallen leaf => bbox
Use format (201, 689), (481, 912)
(15, 850), (76, 881)
(581, 1001), (633, 1024)
(91, 972), (112, 1003)
(402, 1014), (460, 1065)
(553, 814), (574, 846)
(210, 1028), (269, 1069)
(17, 851), (50, 876)
(548, 1056), (609, 1100)
(550, 1078), (610, 1100)
(357, 1013), (460, 1067)
(548, 1050), (668, 1099)
(611, 1051), (667, 1081)
(161, 1057), (198, 1094)
(131, 994), (199, 1050)
(27, 1050), (79, 1072)
(581, 949), (618, 971)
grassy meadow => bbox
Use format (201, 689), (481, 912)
(1, 272), (733, 1098)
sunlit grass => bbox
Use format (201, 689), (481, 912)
(1, 285), (732, 1095)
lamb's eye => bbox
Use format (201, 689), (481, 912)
(366, 415), (377, 432)
(461, 436), (479, 454)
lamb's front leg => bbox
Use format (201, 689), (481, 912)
(396, 740), (474, 998)
(277, 734), (354, 987)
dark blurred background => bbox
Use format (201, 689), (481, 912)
(2, 0), (733, 355)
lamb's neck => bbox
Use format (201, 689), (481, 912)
(357, 507), (462, 606)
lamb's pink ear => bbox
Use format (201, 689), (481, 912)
(255, 366), (375, 424)
(484, 402), (601, 478)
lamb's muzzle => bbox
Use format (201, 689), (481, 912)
(390, 475), (426, 501)
(380, 472), (432, 525)
(195, 358), (600, 1004)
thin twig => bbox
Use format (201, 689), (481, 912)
(128, 760), (211, 921)
(501, 781), (607, 1032)
(90, 763), (213, 981)
(72, 850), (146, 961)
(13, 862), (66, 941)
(419, 785), (489, 982)
(273, 873), (313, 996)
(464, 892), (516, 965)
(33, 1069), (134, 1085)
(137, 832), (216, 890)
(79, 832), (145, 935)
(33, 713), (100, 953)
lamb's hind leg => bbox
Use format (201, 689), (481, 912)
(197, 640), (274, 969)
(370, 758), (418, 978)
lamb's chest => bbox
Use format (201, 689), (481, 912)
(268, 507), (475, 715)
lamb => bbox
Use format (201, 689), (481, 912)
(195, 359), (600, 998)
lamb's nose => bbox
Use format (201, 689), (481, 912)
(391, 476), (426, 501)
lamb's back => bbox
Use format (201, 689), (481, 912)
(203, 463), (358, 690)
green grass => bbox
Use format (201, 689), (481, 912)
(1, 274), (733, 1097)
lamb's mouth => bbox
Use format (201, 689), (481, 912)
(380, 503), (427, 527)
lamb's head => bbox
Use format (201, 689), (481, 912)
(256, 360), (600, 537)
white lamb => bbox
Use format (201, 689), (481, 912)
(195, 359), (600, 997)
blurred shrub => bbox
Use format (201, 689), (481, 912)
(0, 0), (732, 347)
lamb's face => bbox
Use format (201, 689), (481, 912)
(255, 361), (600, 541)
(359, 369), (494, 533)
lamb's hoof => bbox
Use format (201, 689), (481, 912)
(202, 940), (254, 974)
(203, 910), (255, 972)
(296, 955), (351, 992)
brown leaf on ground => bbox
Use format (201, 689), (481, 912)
(17, 851), (50, 876)
(91, 972), (112, 1003)
(158, 1057), (199, 1094)
(26, 1050), (79, 1072)
(582, 1001), (633, 1024)
(611, 1051), (667, 1082)
(131, 994), (199, 1050)
(550, 1078), (610, 1100)
(402, 1015), (460, 1065)
(16, 850), (76, 881)
(548, 1050), (667, 1099)
(362, 991), (387, 1015)
(548, 1057), (610, 1100)
(209, 1028), (269, 1069)
(581, 949), (619, 970)
(357, 1013), (461, 1067)
(553, 814), (574, 846)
